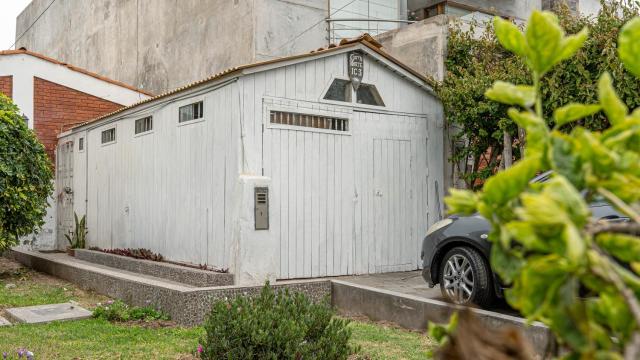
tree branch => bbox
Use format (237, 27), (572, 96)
(587, 221), (640, 236)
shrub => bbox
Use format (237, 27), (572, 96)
(200, 283), (353, 360)
(0, 94), (53, 250)
(93, 300), (169, 322)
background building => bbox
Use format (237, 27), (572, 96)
(15, 0), (601, 95)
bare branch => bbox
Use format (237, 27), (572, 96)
(587, 221), (640, 237)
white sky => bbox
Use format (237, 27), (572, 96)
(1, 0), (33, 50)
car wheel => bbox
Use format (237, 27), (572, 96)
(438, 247), (493, 307)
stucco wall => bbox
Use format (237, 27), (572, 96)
(16, 0), (327, 95)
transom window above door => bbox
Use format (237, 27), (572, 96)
(323, 79), (385, 107)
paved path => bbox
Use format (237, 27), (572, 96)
(336, 270), (518, 316)
(338, 271), (443, 300)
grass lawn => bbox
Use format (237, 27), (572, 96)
(1, 257), (433, 359)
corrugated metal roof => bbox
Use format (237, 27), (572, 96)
(67, 34), (434, 131)
(0, 49), (154, 96)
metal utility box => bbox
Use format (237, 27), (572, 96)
(254, 187), (269, 230)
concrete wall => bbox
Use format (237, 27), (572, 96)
(16, 0), (328, 95)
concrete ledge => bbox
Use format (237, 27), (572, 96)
(9, 249), (331, 326)
(74, 249), (233, 287)
(332, 280), (554, 357)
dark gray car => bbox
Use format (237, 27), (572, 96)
(421, 173), (628, 307)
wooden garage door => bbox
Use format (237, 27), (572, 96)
(264, 107), (355, 279)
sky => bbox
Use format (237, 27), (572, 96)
(1, 0), (33, 50)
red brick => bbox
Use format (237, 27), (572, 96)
(0, 76), (12, 98)
(33, 77), (123, 162)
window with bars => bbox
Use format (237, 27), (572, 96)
(101, 128), (116, 144)
(179, 101), (204, 123)
(135, 116), (153, 134)
(270, 111), (349, 132)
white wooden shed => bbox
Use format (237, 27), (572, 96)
(56, 35), (444, 283)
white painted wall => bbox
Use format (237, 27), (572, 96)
(58, 45), (443, 279)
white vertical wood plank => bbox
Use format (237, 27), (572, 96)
(287, 130), (297, 278)
(295, 130), (305, 276)
(311, 132), (320, 277)
(318, 133), (328, 277)
(326, 134), (335, 276)
(303, 131), (313, 278)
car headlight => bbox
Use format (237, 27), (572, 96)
(426, 218), (454, 236)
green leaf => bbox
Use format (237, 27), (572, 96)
(485, 81), (536, 107)
(493, 17), (527, 57)
(598, 72), (628, 126)
(553, 103), (601, 127)
(481, 155), (541, 206)
(490, 244), (524, 284)
(618, 17), (640, 78)
(444, 188), (478, 215)
(525, 11), (563, 74)
(554, 28), (589, 64)
(596, 233), (640, 263)
(562, 224), (585, 266)
(505, 221), (549, 252)
(508, 109), (549, 158)
(549, 132), (584, 188)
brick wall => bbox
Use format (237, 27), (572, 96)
(0, 75), (12, 98)
(34, 77), (123, 161)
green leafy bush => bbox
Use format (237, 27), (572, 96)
(0, 94), (53, 250)
(92, 300), (169, 322)
(444, 9), (640, 358)
(200, 283), (353, 360)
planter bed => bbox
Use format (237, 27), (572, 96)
(74, 249), (234, 287)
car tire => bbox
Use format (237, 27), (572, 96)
(438, 246), (494, 308)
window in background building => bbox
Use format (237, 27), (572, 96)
(79, 137), (84, 151)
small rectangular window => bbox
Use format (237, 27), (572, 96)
(135, 116), (153, 134)
(78, 137), (84, 151)
(179, 101), (204, 123)
(270, 111), (348, 132)
(101, 128), (116, 144)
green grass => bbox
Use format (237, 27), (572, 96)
(0, 319), (202, 359)
(349, 320), (433, 360)
(0, 318), (432, 360)
(0, 258), (433, 359)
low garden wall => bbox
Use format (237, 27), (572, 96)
(74, 249), (233, 287)
(9, 249), (331, 326)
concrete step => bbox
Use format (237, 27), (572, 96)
(11, 249), (196, 291)
(0, 316), (11, 326)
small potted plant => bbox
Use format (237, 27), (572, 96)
(65, 213), (87, 256)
